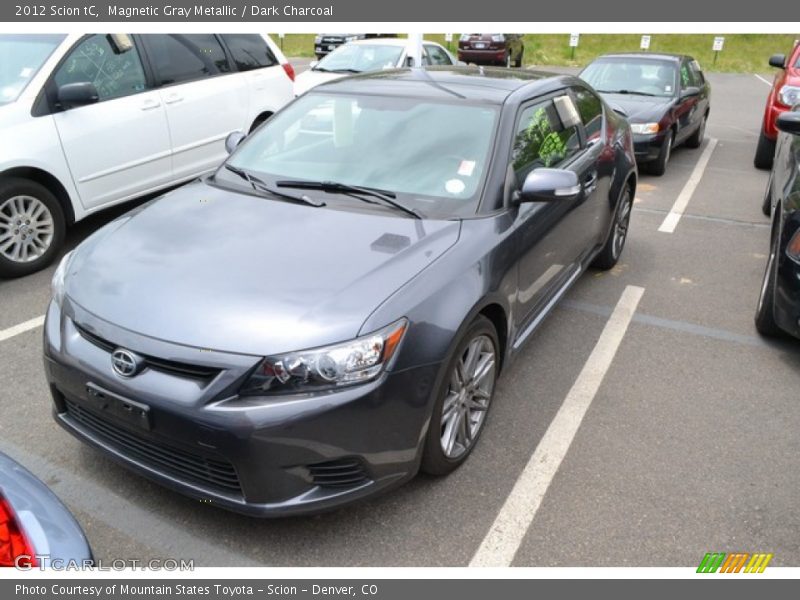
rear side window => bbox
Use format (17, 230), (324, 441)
(425, 44), (453, 66)
(512, 98), (581, 183)
(689, 60), (705, 85)
(221, 34), (278, 71)
(143, 34), (230, 86)
(572, 86), (603, 142)
(54, 34), (147, 101)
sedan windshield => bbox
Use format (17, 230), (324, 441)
(581, 58), (677, 98)
(315, 44), (404, 72)
(225, 92), (499, 217)
(0, 34), (65, 105)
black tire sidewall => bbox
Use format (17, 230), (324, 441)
(0, 178), (66, 278)
(592, 184), (632, 270)
(755, 214), (783, 336)
(649, 130), (673, 176)
(421, 315), (500, 476)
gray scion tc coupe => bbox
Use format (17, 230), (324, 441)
(44, 67), (637, 516)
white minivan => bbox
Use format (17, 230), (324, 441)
(0, 33), (295, 277)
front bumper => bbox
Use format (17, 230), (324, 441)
(43, 300), (439, 517)
(632, 131), (669, 162)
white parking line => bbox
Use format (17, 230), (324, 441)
(754, 74), (773, 86)
(658, 138), (718, 234)
(0, 315), (45, 342)
(470, 285), (645, 567)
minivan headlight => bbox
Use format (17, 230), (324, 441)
(778, 85), (800, 108)
(240, 319), (407, 395)
(51, 250), (74, 307)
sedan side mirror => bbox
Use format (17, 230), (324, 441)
(769, 53), (786, 69)
(680, 86), (701, 99)
(776, 111), (800, 135)
(225, 131), (247, 154)
(57, 82), (99, 110)
(517, 168), (581, 203)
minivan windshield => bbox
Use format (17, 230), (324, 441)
(0, 34), (65, 106)
(224, 92), (499, 217)
(581, 58), (678, 98)
(315, 44), (404, 73)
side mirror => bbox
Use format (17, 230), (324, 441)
(680, 86), (701, 99)
(769, 53), (786, 69)
(517, 168), (581, 203)
(776, 111), (800, 135)
(224, 131), (247, 154)
(57, 82), (99, 110)
(309, 60), (319, 69)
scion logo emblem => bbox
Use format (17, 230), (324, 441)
(111, 348), (142, 377)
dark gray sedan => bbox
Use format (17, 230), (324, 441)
(44, 67), (637, 516)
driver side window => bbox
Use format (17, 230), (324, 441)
(54, 34), (147, 102)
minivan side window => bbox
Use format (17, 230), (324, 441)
(221, 34), (278, 71)
(143, 34), (230, 86)
(425, 44), (453, 66)
(572, 86), (604, 142)
(53, 34), (147, 102)
(512, 99), (581, 183)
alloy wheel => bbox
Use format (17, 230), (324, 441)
(0, 195), (55, 263)
(612, 191), (633, 260)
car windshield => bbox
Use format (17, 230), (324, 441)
(0, 34), (65, 105)
(581, 58), (677, 98)
(224, 92), (499, 217)
(316, 44), (404, 72)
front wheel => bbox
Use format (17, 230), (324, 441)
(0, 178), (66, 279)
(592, 184), (633, 270)
(762, 175), (773, 217)
(685, 114), (707, 149)
(754, 217), (783, 337)
(754, 130), (776, 170)
(421, 315), (499, 476)
(647, 130), (673, 176)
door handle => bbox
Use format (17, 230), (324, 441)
(140, 99), (161, 111)
(164, 94), (184, 105)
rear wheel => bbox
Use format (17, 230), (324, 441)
(754, 214), (783, 336)
(0, 178), (65, 279)
(593, 184), (633, 270)
(421, 315), (499, 476)
(754, 130), (776, 170)
(513, 51), (523, 68)
(647, 130), (673, 176)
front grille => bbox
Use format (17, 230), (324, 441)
(75, 324), (220, 381)
(307, 458), (369, 488)
(64, 399), (242, 496)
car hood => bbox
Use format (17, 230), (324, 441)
(66, 180), (460, 356)
(294, 70), (346, 96)
(600, 93), (674, 123)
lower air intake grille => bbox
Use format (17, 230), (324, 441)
(63, 399), (242, 496)
(307, 458), (369, 488)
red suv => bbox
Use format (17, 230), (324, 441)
(755, 42), (800, 169)
(457, 34), (524, 67)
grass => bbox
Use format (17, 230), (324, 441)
(270, 33), (799, 73)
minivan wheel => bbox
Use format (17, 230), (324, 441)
(0, 178), (65, 279)
(754, 131), (776, 170)
(421, 315), (499, 475)
(592, 184), (633, 270)
(755, 216), (783, 337)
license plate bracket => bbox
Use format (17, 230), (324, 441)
(85, 382), (151, 431)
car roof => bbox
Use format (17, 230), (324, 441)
(348, 38), (439, 47)
(594, 52), (691, 63)
(308, 66), (581, 104)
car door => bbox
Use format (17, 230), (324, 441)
(424, 44), (454, 66)
(510, 93), (597, 330)
(676, 58), (701, 143)
(49, 34), (173, 210)
(140, 34), (249, 182)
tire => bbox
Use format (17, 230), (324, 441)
(685, 114), (707, 149)
(421, 315), (500, 476)
(0, 178), (66, 279)
(754, 130), (776, 170)
(762, 175), (773, 217)
(754, 214), (784, 337)
(514, 53), (523, 68)
(647, 130), (673, 176)
(592, 184), (633, 270)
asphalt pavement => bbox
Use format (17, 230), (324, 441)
(1, 63), (797, 567)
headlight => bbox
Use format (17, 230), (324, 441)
(778, 85), (800, 107)
(314, 35), (322, 44)
(630, 122), (660, 135)
(51, 250), (74, 307)
(491, 34), (505, 43)
(240, 318), (407, 395)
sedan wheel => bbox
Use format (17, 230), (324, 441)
(421, 315), (499, 475)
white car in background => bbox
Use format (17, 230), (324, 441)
(294, 38), (459, 97)
(0, 33), (294, 278)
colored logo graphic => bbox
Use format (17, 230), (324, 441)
(697, 552), (773, 573)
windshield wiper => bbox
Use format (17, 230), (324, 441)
(597, 89), (658, 97)
(276, 180), (422, 219)
(222, 165), (325, 207)
(330, 68), (362, 73)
